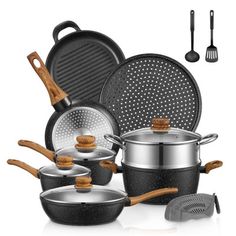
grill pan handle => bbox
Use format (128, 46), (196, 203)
(104, 134), (125, 149)
(27, 52), (70, 111)
(53, 21), (81, 43)
(198, 133), (218, 145)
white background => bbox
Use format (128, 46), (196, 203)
(0, 0), (234, 235)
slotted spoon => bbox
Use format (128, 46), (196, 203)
(205, 10), (218, 62)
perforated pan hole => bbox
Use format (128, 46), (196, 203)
(100, 55), (201, 134)
(52, 107), (114, 150)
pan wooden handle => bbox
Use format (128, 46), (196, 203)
(18, 140), (55, 162)
(128, 188), (178, 206)
(204, 160), (223, 174)
(7, 159), (39, 178)
(27, 51), (68, 106)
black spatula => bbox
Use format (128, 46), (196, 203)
(205, 10), (218, 62)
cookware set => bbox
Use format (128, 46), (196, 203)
(7, 20), (223, 225)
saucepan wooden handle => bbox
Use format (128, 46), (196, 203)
(18, 140), (55, 162)
(7, 159), (39, 178)
(127, 188), (178, 206)
(27, 51), (68, 105)
(204, 160), (223, 174)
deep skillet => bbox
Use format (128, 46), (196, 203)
(46, 20), (125, 103)
(27, 52), (119, 152)
(40, 176), (178, 225)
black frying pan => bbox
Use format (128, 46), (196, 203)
(27, 52), (119, 152)
(46, 21), (125, 103)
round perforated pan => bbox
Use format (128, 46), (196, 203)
(100, 54), (202, 134)
(46, 21), (125, 103)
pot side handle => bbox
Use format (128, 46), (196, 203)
(99, 160), (123, 173)
(198, 133), (218, 145)
(53, 21), (81, 43)
(127, 188), (178, 206)
(200, 160), (223, 174)
(104, 134), (125, 149)
(7, 159), (39, 178)
(18, 140), (55, 162)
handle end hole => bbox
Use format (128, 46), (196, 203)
(33, 59), (41, 68)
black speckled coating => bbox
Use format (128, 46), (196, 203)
(40, 198), (125, 225)
(122, 163), (201, 204)
(74, 156), (115, 185)
(40, 173), (78, 191)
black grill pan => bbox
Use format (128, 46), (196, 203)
(100, 54), (202, 134)
(46, 21), (125, 103)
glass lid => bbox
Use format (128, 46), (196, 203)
(56, 135), (115, 161)
(40, 156), (90, 177)
(40, 177), (127, 204)
(122, 118), (201, 145)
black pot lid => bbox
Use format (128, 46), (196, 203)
(40, 177), (126, 204)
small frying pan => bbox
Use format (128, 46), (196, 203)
(40, 176), (178, 225)
(27, 52), (119, 152)
(7, 157), (90, 190)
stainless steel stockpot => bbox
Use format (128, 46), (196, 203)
(104, 118), (218, 169)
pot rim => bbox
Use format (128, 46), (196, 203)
(121, 128), (202, 145)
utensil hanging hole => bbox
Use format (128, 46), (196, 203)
(33, 59), (41, 68)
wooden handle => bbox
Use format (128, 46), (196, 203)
(56, 156), (74, 169)
(27, 51), (68, 105)
(99, 160), (118, 173)
(151, 117), (170, 132)
(18, 140), (55, 162)
(128, 188), (178, 206)
(204, 160), (223, 174)
(7, 159), (39, 178)
(74, 176), (92, 189)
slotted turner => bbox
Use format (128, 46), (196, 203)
(205, 10), (218, 62)
(165, 193), (220, 222)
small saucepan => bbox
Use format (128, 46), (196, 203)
(40, 176), (178, 225)
(101, 118), (223, 204)
(18, 136), (116, 185)
(7, 156), (90, 190)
